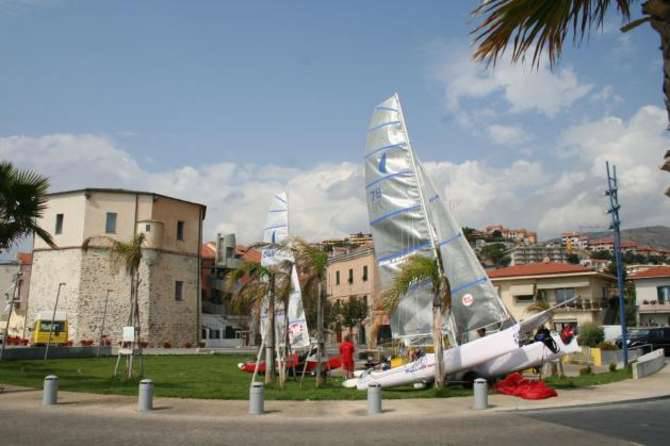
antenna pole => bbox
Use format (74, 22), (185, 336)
(605, 162), (629, 366)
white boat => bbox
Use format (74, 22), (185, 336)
(344, 94), (579, 390)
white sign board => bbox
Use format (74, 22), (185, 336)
(122, 326), (136, 342)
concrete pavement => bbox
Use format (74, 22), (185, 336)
(0, 362), (667, 421)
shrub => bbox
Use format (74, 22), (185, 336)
(140, 341), (149, 348)
(162, 342), (172, 349)
(198, 341), (206, 348)
(579, 366), (593, 376)
(577, 323), (604, 347)
(609, 363), (617, 372)
(596, 341), (618, 351)
(183, 342), (192, 349)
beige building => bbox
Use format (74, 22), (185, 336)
(29, 188), (206, 346)
(326, 247), (381, 344)
(489, 262), (617, 330)
(509, 245), (568, 265)
(630, 266), (670, 327)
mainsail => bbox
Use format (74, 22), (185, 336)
(259, 192), (309, 349)
(365, 93), (512, 343)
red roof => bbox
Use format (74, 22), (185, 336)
(237, 245), (261, 263)
(17, 252), (32, 265)
(200, 243), (217, 259)
(630, 266), (670, 280)
(488, 262), (594, 279)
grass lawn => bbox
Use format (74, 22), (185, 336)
(0, 354), (632, 400)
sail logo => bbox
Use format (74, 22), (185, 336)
(462, 294), (474, 307)
(378, 152), (388, 173)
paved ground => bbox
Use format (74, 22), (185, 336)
(0, 399), (667, 445)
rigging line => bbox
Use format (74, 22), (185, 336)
(437, 233), (462, 247)
(365, 169), (412, 189)
(369, 204), (421, 226)
(375, 106), (399, 112)
(450, 276), (488, 295)
(274, 194), (288, 204)
(367, 120), (401, 132)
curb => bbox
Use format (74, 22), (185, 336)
(494, 393), (670, 414)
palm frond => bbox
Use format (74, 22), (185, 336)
(83, 233), (145, 276)
(290, 237), (328, 278)
(472, 0), (632, 67)
(382, 255), (440, 313)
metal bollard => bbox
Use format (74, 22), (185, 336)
(138, 379), (153, 412)
(367, 383), (382, 415)
(43, 375), (58, 406)
(473, 378), (488, 410)
(249, 382), (264, 415)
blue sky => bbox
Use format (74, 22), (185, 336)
(2, 0), (669, 247)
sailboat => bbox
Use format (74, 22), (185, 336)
(239, 193), (341, 375)
(344, 94), (578, 390)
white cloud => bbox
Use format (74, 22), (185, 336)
(3, 105), (668, 245)
(436, 45), (593, 118)
(486, 124), (529, 145)
(590, 85), (624, 104)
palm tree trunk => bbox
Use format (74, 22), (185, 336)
(432, 301), (445, 389)
(315, 279), (325, 387)
(265, 273), (276, 384)
(645, 1), (670, 126)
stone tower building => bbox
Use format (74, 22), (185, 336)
(28, 189), (206, 347)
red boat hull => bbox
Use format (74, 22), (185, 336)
(238, 354), (342, 374)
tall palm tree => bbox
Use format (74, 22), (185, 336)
(83, 233), (146, 378)
(472, 1), (670, 175)
(290, 238), (329, 387)
(382, 255), (451, 389)
(225, 258), (291, 385)
(0, 161), (56, 251)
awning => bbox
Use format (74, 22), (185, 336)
(510, 284), (535, 296)
(537, 280), (589, 290)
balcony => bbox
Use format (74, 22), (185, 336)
(554, 297), (607, 312)
(639, 301), (670, 314)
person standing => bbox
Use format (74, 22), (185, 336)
(339, 334), (355, 379)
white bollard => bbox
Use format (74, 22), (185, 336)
(43, 375), (58, 406)
(473, 378), (488, 410)
(138, 379), (153, 412)
(249, 382), (264, 415)
(367, 383), (382, 415)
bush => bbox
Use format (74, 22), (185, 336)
(162, 342), (172, 349)
(609, 363), (617, 372)
(579, 366), (593, 376)
(596, 341), (618, 351)
(183, 342), (192, 349)
(577, 323), (604, 347)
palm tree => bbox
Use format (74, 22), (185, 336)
(382, 255), (451, 389)
(0, 161), (56, 251)
(225, 258), (291, 385)
(472, 1), (670, 160)
(290, 238), (329, 387)
(83, 233), (146, 378)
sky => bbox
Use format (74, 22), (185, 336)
(2, 0), (669, 252)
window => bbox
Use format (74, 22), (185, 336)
(145, 224), (151, 232)
(201, 329), (208, 339)
(105, 212), (117, 234)
(348, 268), (353, 284)
(555, 288), (576, 304)
(225, 246), (234, 259)
(657, 286), (670, 305)
(363, 265), (368, 282)
(175, 281), (184, 301)
(55, 214), (63, 235)
(211, 329), (221, 339)
(336, 271), (340, 285)
(515, 295), (534, 303)
(177, 221), (185, 241)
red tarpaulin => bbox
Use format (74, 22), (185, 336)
(495, 372), (558, 400)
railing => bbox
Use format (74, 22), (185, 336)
(554, 297), (607, 312)
(638, 301), (670, 313)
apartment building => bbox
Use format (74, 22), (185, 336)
(483, 225), (538, 245)
(326, 246), (380, 344)
(560, 232), (589, 252)
(489, 262), (617, 330)
(29, 188), (206, 346)
(630, 266), (670, 327)
(509, 245), (568, 266)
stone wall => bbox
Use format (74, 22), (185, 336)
(146, 250), (198, 347)
(28, 249), (83, 340)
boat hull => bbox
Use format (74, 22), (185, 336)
(344, 323), (521, 390)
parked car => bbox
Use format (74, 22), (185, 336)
(616, 327), (670, 356)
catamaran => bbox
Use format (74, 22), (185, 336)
(239, 193), (341, 376)
(344, 94), (579, 390)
